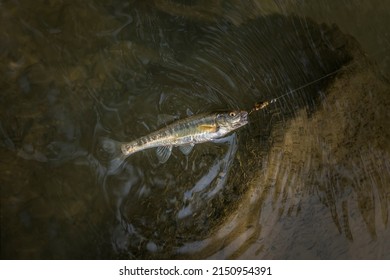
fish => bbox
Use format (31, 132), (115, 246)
(100, 110), (248, 172)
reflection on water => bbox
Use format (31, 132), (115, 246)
(1, 0), (389, 259)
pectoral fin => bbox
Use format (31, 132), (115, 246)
(179, 143), (194, 155)
(198, 124), (218, 133)
(156, 145), (173, 163)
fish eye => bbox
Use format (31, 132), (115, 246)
(229, 112), (236, 117)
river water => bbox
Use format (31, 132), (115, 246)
(1, 0), (389, 259)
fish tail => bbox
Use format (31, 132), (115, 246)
(98, 137), (128, 174)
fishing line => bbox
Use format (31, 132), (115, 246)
(248, 44), (390, 114)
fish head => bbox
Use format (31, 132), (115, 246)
(216, 110), (248, 133)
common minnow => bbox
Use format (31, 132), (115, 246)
(100, 110), (248, 171)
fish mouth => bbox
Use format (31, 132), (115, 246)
(240, 110), (248, 123)
(241, 110), (248, 120)
(234, 111), (248, 127)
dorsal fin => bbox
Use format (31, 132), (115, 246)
(186, 108), (194, 116)
(157, 114), (178, 126)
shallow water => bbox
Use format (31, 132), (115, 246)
(1, 0), (389, 259)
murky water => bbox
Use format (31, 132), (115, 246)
(1, 0), (389, 259)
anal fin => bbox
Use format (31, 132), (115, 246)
(156, 145), (173, 163)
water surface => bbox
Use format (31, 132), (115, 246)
(1, 0), (389, 259)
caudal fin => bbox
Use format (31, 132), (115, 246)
(97, 137), (127, 174)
